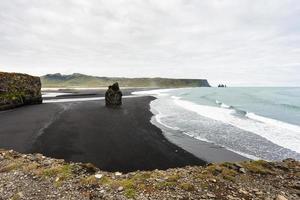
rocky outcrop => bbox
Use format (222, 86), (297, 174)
(0, 72), (42, 110)
(105, 82), (122, 106)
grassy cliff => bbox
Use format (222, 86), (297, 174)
(41, 73), (210, 88)
(0, 72), (42, 110)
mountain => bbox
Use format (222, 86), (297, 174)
(41, 73), (210, 88)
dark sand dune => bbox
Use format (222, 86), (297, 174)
(0, 96), (205, 172)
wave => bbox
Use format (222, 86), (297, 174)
(132, 88), (177, 96)
(132, 88), (300, 158)
(42, 92), (70, 98)
(280, 103), (300, 110)
(173, 97), (300, 154)
(215, 100), (232, 109)
(215, 100), (248, 116)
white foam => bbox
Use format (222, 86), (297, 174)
(215, 100), (231, 109)
(43, 95), (139, 103)
(132, 88), (176, 96)
(42, 87), (142, 91)
(150, 102), (180, 131)
(220, 103), (231, 109)
(42, 92), (70, 98)
(173, 98), (300, 154)
(226, 148), (261, 160)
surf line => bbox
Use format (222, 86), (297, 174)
(43, 95), (146, 103)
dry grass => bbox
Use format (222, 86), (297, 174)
(180, 183), (195, 191)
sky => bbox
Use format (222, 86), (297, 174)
(0, 0), (300, 86)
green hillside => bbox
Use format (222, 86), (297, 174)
(41, 73), (210, 88)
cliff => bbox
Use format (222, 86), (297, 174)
(0, 72), (42, 110)
(41, 73), (211, 88)
(0, 149), (298, 200)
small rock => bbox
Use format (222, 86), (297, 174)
(238, 189), (248, 195)
(118, 186), (124, 192)
(227, 195), (234, 200)
(276, 194), (288, 200)
(17, 192), (24, 198)
(239, 168), (246, 173)
(209, 178), (217, 183)
(100, 190), (106, 194)
(207, 193), (216, 198)
(95, 174), (103, 179)
(115, 172), (122, 176)
(226, 195), (239, 200)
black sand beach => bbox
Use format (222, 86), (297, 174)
(0, 95), (205, 172)
(42, 88), (152, 100)
(0, 90), (249, 172)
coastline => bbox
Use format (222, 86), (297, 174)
(0, 94), (204, 172)
(151, 116), (249, 163)
(0, 88), (249, 172)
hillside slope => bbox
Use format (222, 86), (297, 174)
(0, 149), (299, 200)
(41, 73), (210, 88)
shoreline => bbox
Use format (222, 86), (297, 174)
(1, 89), (248, 172)
(44, 88), (249, 162)
(151, 116), (249, 163)
(0, 95), (204, 172)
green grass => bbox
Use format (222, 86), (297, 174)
(42, 164), (74, 180)
(124, 188), (136, 198)
(80, 175), (98, 186)
(241, 160), (274, 175)
(180, 183), (195, 191)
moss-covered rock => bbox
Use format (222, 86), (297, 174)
(0, 72), (42, 110)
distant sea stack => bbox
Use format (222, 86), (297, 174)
(105, 82), (122, 106)
(218, 84), (227, 88)
(41, 73), (211, 88)
(0, 72), (42, 110)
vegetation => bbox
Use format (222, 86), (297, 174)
(0, 149), (298, 200)
(180, 183), (195, 191)
(241, 160), (274, 174)
(41, 73), (210, 88)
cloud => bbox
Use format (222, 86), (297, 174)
(0, 0), (299, 86)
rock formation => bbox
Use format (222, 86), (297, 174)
(0, 72), (42, 110)
(105, 82), (122, 106)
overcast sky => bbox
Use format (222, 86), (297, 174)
(0, 0), (300, 86)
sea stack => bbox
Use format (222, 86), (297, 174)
(0, 72), (42, 110)
(105, 82), (122, 106)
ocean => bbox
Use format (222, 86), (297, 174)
(133, 87), (300, 161)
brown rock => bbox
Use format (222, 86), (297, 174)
(276, 194), (288, 200)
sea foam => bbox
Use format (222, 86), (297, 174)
(173, 97), (300, 154)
